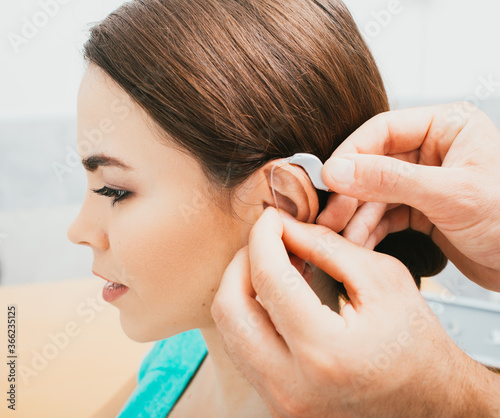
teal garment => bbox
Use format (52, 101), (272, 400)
(118, 329), (208, 418)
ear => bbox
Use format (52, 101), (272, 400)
(234, 159), (319, 224)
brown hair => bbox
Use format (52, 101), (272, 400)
(82, 0), (446, 298)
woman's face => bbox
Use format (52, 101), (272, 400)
(68, 64), (252, 342)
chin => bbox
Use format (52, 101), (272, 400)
(119, 319), (150, 343)
(118, 313), (190, 343)
(118, 313), (157, 343)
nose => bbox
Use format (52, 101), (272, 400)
(67, 197), (109, 250)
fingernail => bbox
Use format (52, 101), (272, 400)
(324, 157), (355, 185)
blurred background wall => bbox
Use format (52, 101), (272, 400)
(1, 0), (499, 303)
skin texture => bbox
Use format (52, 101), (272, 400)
(317, 103), (500, 291)
(212, 103), (500, 417)
(68, 64), (244, 342)
(67, 63), (334, 417)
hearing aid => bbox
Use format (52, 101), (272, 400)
(270, 152), (330, 213)
(286, 153), (330, 192)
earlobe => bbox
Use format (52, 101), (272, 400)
(261, 160), (319, 223)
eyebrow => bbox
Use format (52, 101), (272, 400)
(81, 154), (135, 172)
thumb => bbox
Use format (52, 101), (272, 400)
(322, 154), (452, 213)
(279, 210), (387, 308)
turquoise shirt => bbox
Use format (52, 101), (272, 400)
(118, 329), (208, 418)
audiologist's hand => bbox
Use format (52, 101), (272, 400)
(317, 103), (500, 291)
(211, 207), (500, 418)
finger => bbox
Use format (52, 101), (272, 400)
(364, 205), (411, 250)
(431, 227), (500, 292)
(364, 205), (434, 250)
(248, 207), (341, 344)
(321, 154), (461, 215)
(211, 246), (290, 371)
(279, 209), (391, 308)
(253, 254), (312, 332)
(316, 148), (417, 229)
(316, 146), (420, 232)
(328, 104), (465, 161)
(315, 193), (360, 232)
(212, 246), (298, 414)
(341, 201), (388, 247)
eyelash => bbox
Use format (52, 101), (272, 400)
(91, 186), (131, 206)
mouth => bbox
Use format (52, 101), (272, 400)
(92, 270), (125, 286)
(93, 270), (129, 303)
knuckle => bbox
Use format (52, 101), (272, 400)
(455, 100), (476, 111)
(372, 159), (400, 193)
(367, 112), (392, 155)
(376, 252), (403, 272)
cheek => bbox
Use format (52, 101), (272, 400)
(110, 194), (240, 338)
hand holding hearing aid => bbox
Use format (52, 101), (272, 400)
(212, 103), (500, 417)
(317, 102), (500, 291)
(212, 206), (500, 418)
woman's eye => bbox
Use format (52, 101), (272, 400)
(91, 186), (131, 206)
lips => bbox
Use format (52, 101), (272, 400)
(93, 270), (130, 303)
(92, 270), (127, 286)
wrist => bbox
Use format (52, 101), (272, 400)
(449, 352), (500, 417)
(403, 341), (494, 417)
(467, 359), (500, 417)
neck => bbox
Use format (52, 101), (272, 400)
(199, 325), (272, 417)
(198, 265), (339, 417)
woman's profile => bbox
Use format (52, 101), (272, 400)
(67, 0), (447, 416)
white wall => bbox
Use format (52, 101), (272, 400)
(344, 0), (500, 105)
(0, 0), (124, 117)
(1, 0), (500, 117)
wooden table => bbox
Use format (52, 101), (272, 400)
(1, 277), (153, 418)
